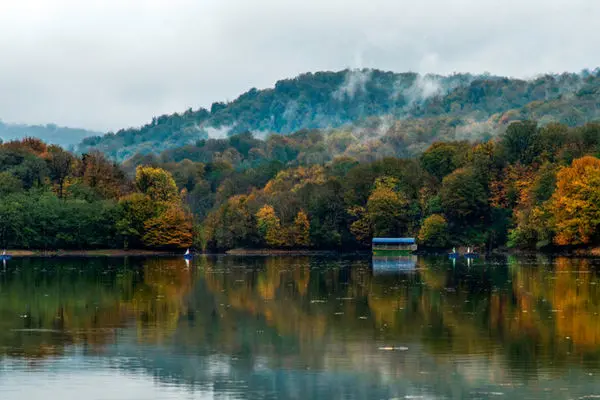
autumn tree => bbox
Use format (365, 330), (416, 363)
(348, 206), (372, 245)
(256, 205), (284, 248)
(418, 214), (450, 247)
(46, 145), (74, 198)
(366, 176), (413, 237)
(135, 166), (179, 202)
(80, 151), (128, 199)
(293, 210), (310, 247)
(550, 156), (600, 246)
(507, 163), (557, 249)
(143, 205), (193, 249)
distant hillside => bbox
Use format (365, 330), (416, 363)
(79, 68), (600, 161)
(0, 121), (99, 149)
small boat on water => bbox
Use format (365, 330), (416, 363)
(0, 250), (12, 261)
(183, 249), (193, 260)
(448, 247), (459, 259)
(464, 247), (479, 258)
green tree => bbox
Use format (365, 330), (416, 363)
(440, 168), (489, 225)
(420, 141), (468, 181)
(500, 120), (540, 164)
(205, 195), (255, 250)
(116, 193), (160, 249)
(0, 171), (23, 196)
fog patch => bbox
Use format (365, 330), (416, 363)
(205, 125), (234, 139)
(455, 119), (496, 141)
(333, 69), (372, 100)
(405, 74), (443, 105)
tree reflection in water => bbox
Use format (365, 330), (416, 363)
(1, 255), (600, 398)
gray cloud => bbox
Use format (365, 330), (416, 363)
(0, 0), (598, 132)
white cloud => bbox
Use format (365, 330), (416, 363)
(0, 0), (598, 131)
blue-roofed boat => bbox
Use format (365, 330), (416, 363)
(372, 238), (417, 256)
(0, 250), (11, 261)
(184, 249), (193, 260)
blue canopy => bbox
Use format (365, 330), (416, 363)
(372, 238), (416, 244)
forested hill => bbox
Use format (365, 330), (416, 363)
(0, 121), (99, 149)
(79, 68), (600, 161)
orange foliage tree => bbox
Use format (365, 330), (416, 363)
(142, 205), (193, 249)
(550, 156), (600, 246)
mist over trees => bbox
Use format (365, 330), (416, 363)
(79, 68), (600, 161)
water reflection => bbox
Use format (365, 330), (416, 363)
(372, 255), (417, 274)
(0, 255), (600, 399)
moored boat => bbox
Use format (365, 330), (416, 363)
(372, 238), (417, 256)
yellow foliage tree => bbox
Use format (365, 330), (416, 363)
(550, 156), (600, 246)
(135, 166), (179, 203)
(256, 205), (284, 247)
(263, 166), (326, 195)
(293, 210), (310, 247)
(418, 214), (449, 247)
(348, 206), (372, 245)
(367, 177), (411, 237)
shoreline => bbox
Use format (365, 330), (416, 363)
(2, 247), (600, 258)
(225, 248), (348, 256)
(4, 249), (175, 258)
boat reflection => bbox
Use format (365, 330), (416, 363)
(371, 255), (417, 275)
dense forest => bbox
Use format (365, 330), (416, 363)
(0, 121), (98, 148)
(79, 68), (600, 161)
(2, 119), (600, 252)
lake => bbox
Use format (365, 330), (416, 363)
(1, 255), (600, 399)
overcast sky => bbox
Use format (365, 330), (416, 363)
(0, 0), (598, 132)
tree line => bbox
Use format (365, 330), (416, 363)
(1, 120), (600, 251)
(0, 139), (191, 249)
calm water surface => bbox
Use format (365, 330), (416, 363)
(1, 255), (600, 399)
